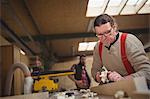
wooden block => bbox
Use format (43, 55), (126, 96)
(90, 77), (149, 97)
(132, 91), (150, 99)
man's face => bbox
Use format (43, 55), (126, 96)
(95, 22), (116, 45)
(80, 57), (86, 64)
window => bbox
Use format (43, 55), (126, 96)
(86, 0), (150, 17)
(78, 42), (97, 51)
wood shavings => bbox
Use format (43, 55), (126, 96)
(99, 66), (109, 83)
(114, 90), (125, 99)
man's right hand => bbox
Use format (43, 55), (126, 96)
(75, 80), (83, 86)
(75, 80), (88, 88)
(96, 72), (101, 83)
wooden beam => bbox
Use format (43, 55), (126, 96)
(17, 28), (149, 41)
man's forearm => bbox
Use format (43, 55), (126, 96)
(68, 75), (76, 82)
(124, 75), (132, 79)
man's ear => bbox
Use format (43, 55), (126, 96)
(113, 24), (118, 32)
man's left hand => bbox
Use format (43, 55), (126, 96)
(108, 71), (124, 82)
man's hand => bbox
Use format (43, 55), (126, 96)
(95, 72), (101, 83)
(75, 80), (83, 85)
(75, 80), (87, 88)
(108, 71), (124, 82)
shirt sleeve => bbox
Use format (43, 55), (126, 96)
(91, 42), (103, 81)
(70, 64), (76, 71)
(126, 34), (150, 80)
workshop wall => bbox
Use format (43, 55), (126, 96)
(0, 36), (29, 96)
(0, 36), (11, 46)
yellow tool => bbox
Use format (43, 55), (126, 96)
(32, 70), (75, 92)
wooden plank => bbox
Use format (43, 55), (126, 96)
(1, 45), (13, 96)
(1, 92), (49, 99)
